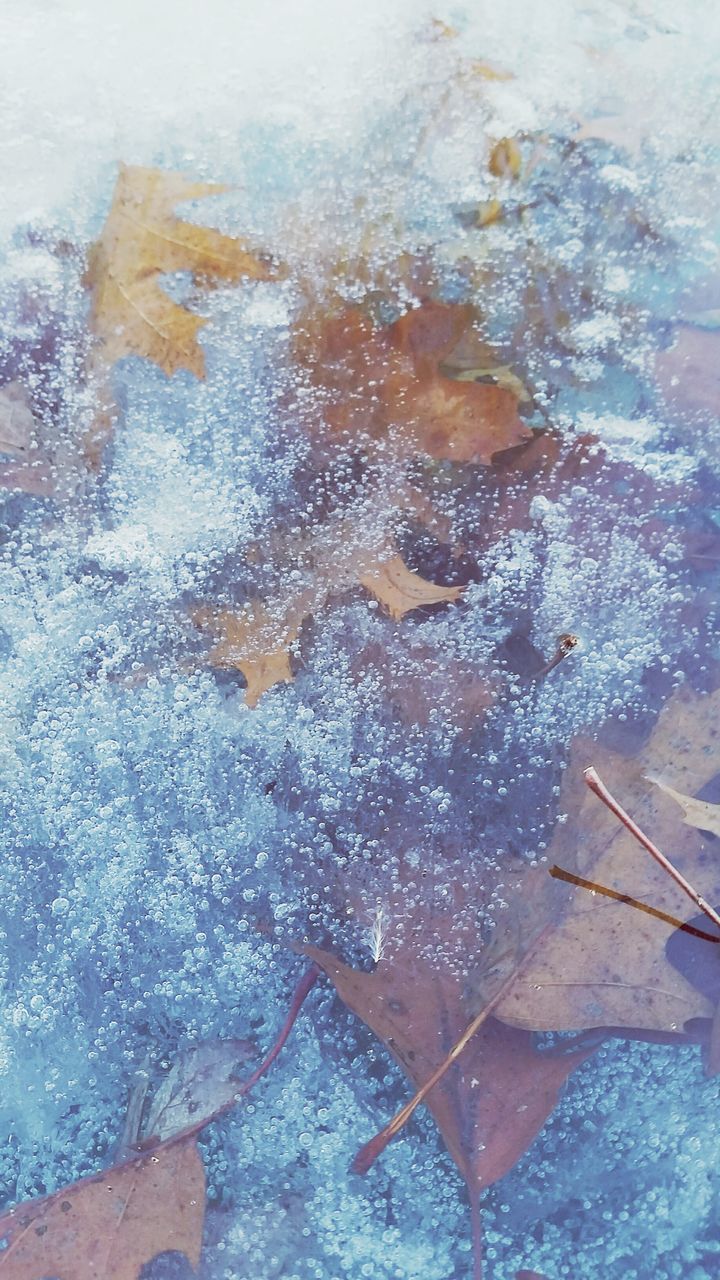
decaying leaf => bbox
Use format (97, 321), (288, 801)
(646, 775), (720, 838)
(353, 639), (496, 731)
(655, 323), (720, 424)
(0, 1000), (313, 1280)
(305, 942), (593, 1200)
(296, 298), (531, 463)
(496, 686), (720, 1033)
(86, 164), (282, 379)
(303, 866), (594, 1280)
(141, 1038), (256, 1144)
(0, 1132), (205, 1280)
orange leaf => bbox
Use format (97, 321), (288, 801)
(359, 554), (463, 621)
(192, 601), (302, 707)
(297, 298), (531, 463)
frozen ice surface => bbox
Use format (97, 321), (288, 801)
(0, 1), (719, 1278)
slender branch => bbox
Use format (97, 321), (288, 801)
(583, 766), (720, 932)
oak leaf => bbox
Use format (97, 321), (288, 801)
(0, 1132), (205, 1280)
(86, 164), (282, 380)
(495, 686), (720, 1034)
(297, 298), (531, 463)
(193, 546), (464, 705)
(307, 942), (593, 1198)
(358, 554), (463, 621)
(192, 601), (304, 707)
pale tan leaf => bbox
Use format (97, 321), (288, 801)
(645, 775), (720, 838)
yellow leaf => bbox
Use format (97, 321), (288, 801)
(86, 164), (283, 379)
(359, 554), (464, 621)
(191, 603), (300, 707)
(488, 137), (522, 179)
(475, 198), (503, 227)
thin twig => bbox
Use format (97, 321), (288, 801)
(583, 766), (720, 931)
(351, 929), (550, 1175)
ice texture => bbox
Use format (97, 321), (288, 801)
(0, 2), (719, 1278)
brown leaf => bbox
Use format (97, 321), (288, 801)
(86, 164), (282, 380)
(0, 1133), (205, 1280)
(353, 639), (496, 730)
(488, 137), (522, 179)
(496, 687), (720, 1034)
(306, 943), (593, 1195)
(296, 298), (531, 463)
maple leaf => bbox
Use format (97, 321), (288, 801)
(495, 686), (720, 1034)
(86, 164), (283, 380)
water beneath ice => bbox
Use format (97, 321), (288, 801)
(0, 2), (719, 1278)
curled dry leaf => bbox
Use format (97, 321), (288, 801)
(358, 554), (464, 621)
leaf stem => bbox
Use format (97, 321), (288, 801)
(239, 963), (321, 1098)
(583, 766), (720, 932)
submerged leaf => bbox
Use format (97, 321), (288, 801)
(86, 164), (282, 380)
(646, 775), (720, 838)
(0, 1134), (205, 1280)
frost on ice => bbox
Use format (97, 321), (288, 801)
(0, 1), (719, 1278)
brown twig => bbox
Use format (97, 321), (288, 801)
(583, 766), (720, 932)
(351, 929), (550, 1175)
(549, 864), (720, 942)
